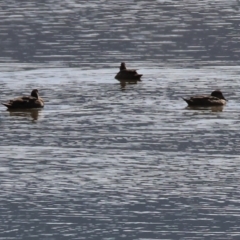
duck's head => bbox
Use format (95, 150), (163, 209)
(120, 62), (126, 70)
(31, 89), (39, 98)
(211, 90), (226, 100)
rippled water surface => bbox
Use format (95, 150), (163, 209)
(1, 1), (240, 240)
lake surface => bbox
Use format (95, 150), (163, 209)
(1, 1), (240, 239)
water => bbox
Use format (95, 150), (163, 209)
(1, 1), (240, 239)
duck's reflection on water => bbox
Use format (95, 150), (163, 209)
(8, 109), (41, 121)
(185, 105), (224, 112)
(118, 79), (140, 90)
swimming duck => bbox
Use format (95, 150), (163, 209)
(2, 89), (44, 109)
(115, 62), (143, 81)
(183, 90), (227, 106)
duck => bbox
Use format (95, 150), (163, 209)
(115, 62), (142, 81)
(183, 90), (227, 106)
(2, 89), (44, 109)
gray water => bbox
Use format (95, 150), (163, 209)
(1, 1), (240, 239)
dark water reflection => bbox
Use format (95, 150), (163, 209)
(1, 0), (240, 240)
(1, 0), (240, 70)
(118, 80), (139, 90)
(186, 106), (225, 112)
(8, 109), (41, 121)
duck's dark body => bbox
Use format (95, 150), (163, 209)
(2, 89), (44, 109)
(115, 62), (142, 81)
(183, 90), (227, 106)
